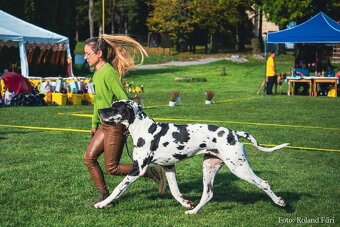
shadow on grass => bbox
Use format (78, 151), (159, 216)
(0, 130), (33, 140)
(123, 171), (307, 213)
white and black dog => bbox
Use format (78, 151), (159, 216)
(95, 100), (288, 214)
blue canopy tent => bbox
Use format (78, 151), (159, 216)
(0, 10), (73, 77)
(258, 12), (340, 95)
(267, 12), (340, 45)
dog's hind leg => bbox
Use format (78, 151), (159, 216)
(163, 166), (194, 209)
(185, 154), (224, 215)
(222, 144), (286, 207)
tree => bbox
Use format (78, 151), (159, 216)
(261, 0), (340, 29)
(147, 0), (253, 52)
(147, 0), (195, 39)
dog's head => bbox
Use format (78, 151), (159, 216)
(98, 100), (145, 126)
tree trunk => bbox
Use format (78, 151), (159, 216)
(110, 0), (115, 34)
(258, 9), (264, 52)
(235, 25), (239, 51)
(236, 23), (246, 51)
(210, 33), (219, 53)
(89, 0), (94, 37)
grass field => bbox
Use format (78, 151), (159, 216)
(1, 55), (339, 226)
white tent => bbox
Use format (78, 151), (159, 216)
(0, 10), (73, 77)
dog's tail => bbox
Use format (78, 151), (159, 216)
(235, 131), (289, 152)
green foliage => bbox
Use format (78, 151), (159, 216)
(261, 0), (340, 28)
(147, 0), (251, 41)
(147, 0), (195, 38)
(1, 56), (339, 226)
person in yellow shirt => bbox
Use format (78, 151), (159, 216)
(266, 51), (276, 95)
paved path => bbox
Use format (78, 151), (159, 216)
(135, 57), (225, 70)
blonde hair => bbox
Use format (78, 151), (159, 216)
(85, 34), (148, 78)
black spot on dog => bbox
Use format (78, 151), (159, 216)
(207, 149), (219, 154)
(141, 156), (153, 169)
(217, 131), (225, 137)
(199, 143), (207, 148)
(173, 153), (188, 160)
(227, 131), (236, 145)
(177, 145), (185, 150)
(129, 161), (140, 176)
(137, 137), (145, 148)
(150, 124), (169, 151)
(148, 124), (157, 134)
(172, 125), (190, 143)
(212, 138), (217, 143)
(207, 182), (213, 193)
(208, 125), (219, 132)
(163, 142), (169, 147)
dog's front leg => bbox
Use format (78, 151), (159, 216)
(164, 166), (194, 209)
(94, 160), (146, 209)
(94, 175), (139, 208)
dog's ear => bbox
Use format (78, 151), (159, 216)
(126, 100), (145, 120)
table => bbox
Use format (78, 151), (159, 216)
(287, 77), (313, 96)
(312, 77), (338, 97)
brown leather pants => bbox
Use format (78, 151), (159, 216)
(83, 123), (133, 192)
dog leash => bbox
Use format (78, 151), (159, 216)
(123, 128), (133, 161)
(124, 139), (133, 161)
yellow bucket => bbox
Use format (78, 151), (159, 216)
(327, 87), (336, 98)
(52, 93), (67, 105)
(71, 94), (83, 106)
(67, 93), (83, 105)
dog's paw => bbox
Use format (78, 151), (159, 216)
(185, 209), (198, 215)
(93, 201), (106, 209)
(182, 199), (195, 209)
(277, 197), (286, 207)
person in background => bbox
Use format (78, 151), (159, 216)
(293, 61), (310, 95)
(83, 34), (167, 207)
(319, 64), (336, 95)
(316, 46), (330, 75)
(266, 51), (276, 95)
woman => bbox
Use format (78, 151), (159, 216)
(83, 34), (167, 207)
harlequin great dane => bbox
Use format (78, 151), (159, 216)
(95, 100), (288, 214)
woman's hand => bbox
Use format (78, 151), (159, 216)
(90, 128), (97, 137)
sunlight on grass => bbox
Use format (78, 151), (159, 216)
(0, 57), (339, 226)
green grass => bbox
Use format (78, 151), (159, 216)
(1, 56), (339, 226)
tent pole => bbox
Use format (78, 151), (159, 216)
(19, 42), (29, 77)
